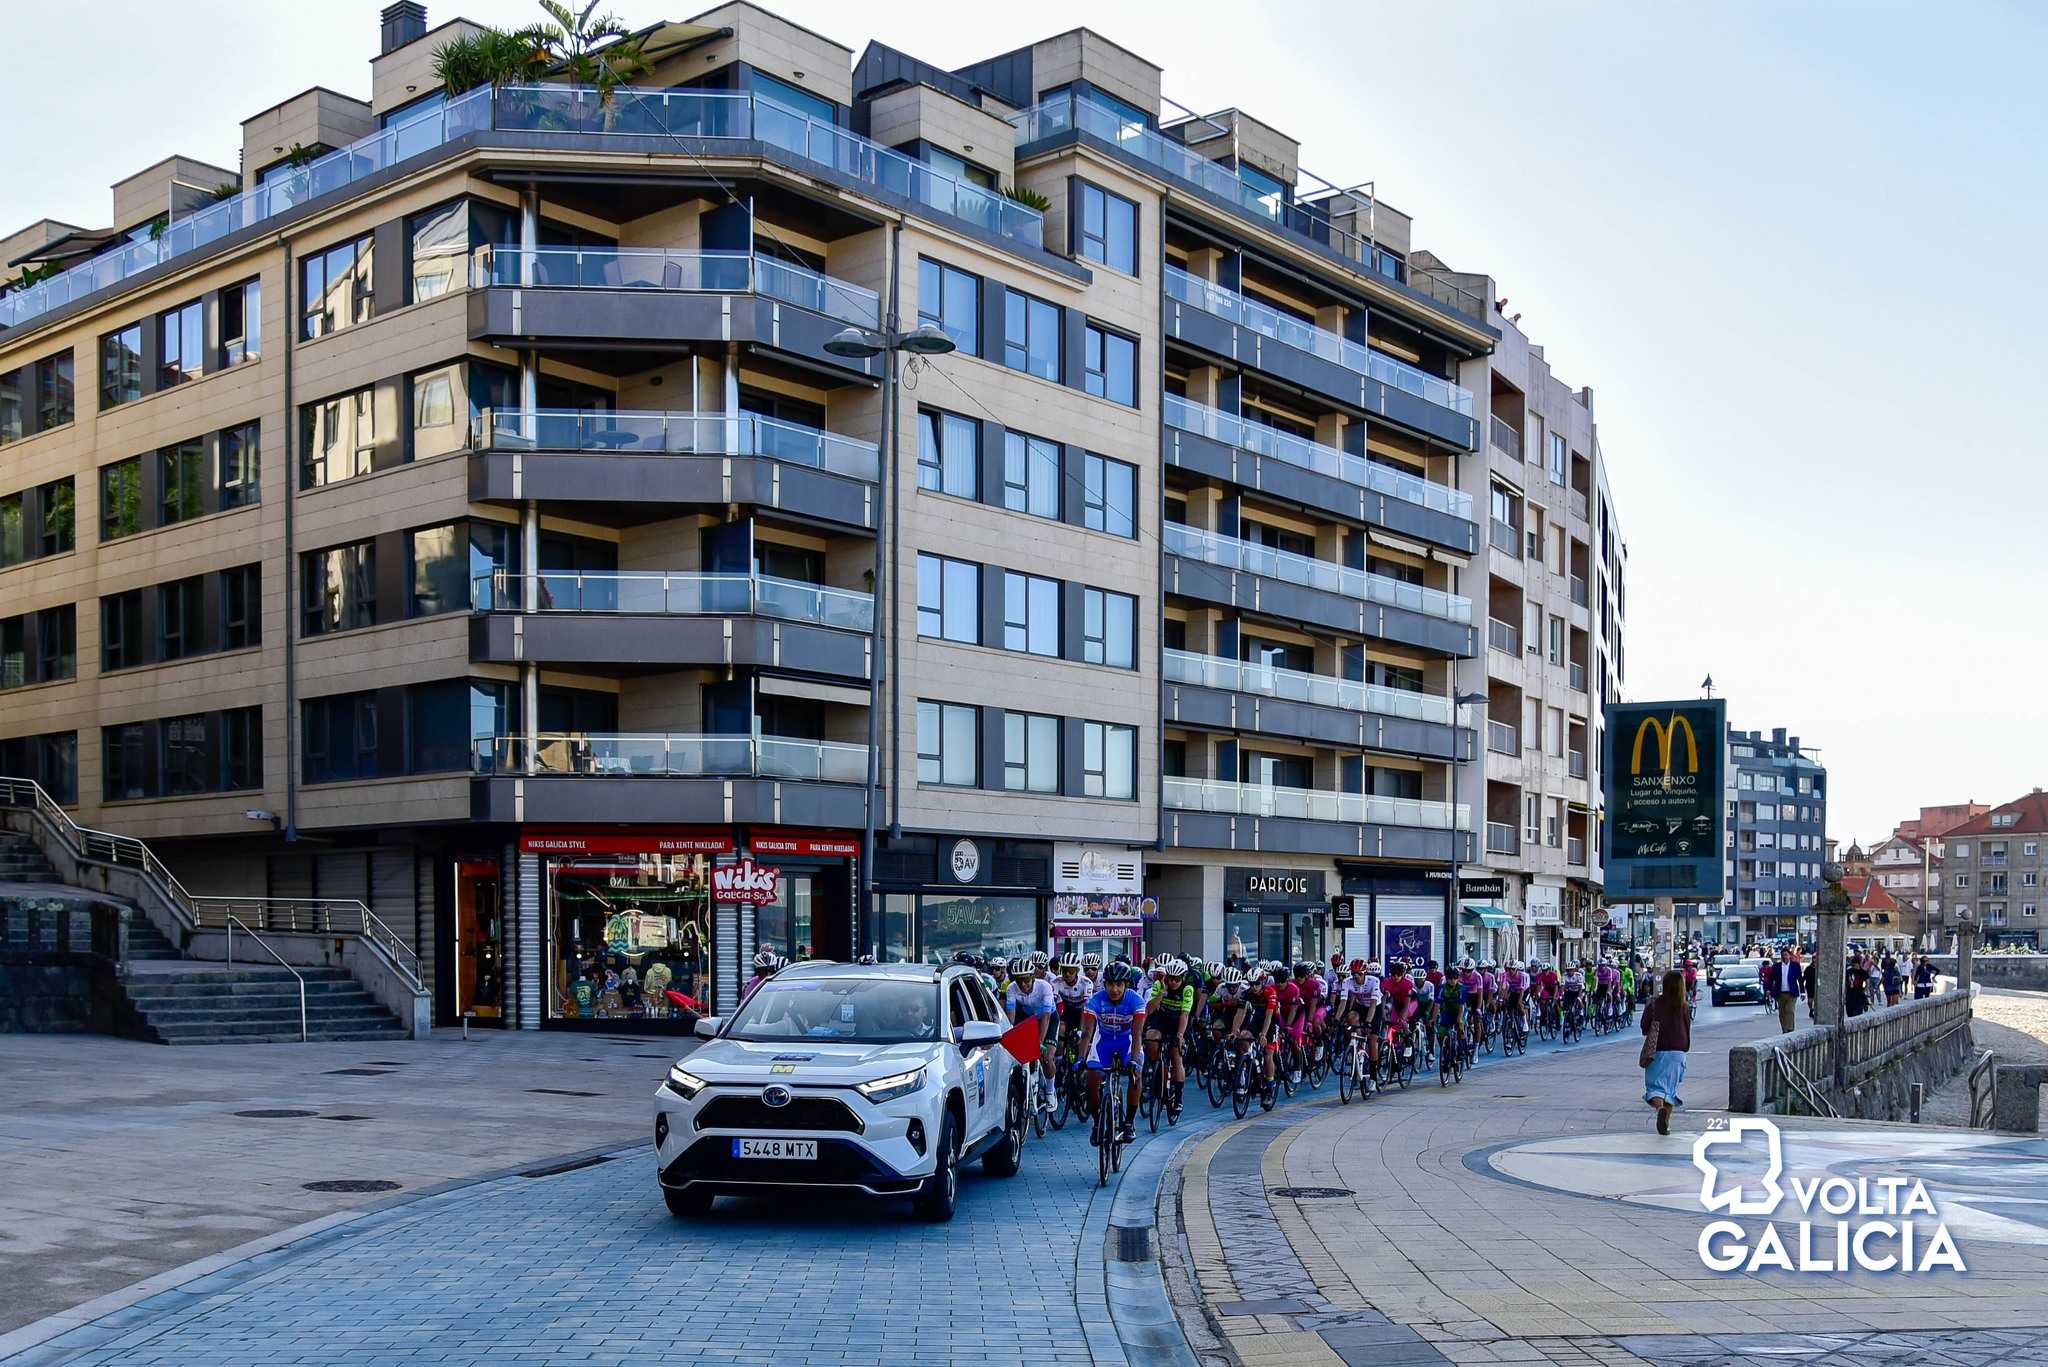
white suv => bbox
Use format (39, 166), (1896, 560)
(653, 960), (1026, 1222)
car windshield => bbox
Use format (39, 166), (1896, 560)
(1722, 963), (1759, 978)
(722, 977), (942, 1044)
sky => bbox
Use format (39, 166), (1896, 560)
(5, 0), (2043, 846)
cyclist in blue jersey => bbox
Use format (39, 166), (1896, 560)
(1079, 961), (1146, 1143)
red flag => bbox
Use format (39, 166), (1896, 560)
(1000, 1016), (1044, 1065)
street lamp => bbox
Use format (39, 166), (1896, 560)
(834, 315), (957, 961)
(1445, 691), (1488, 968)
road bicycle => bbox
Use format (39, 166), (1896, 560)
(1438, 1014), (1464, 1085)
(1093, 1055), (1133, 1187)
(1500, 1000), (1528, 1058)
(1336, 1020), (1372, 1104)
(1381, 1019), (1418, 1090)
(1536, 996), (1560, 1042)
(1561, 995), (1585, 1044)
(1050, 1023), (1086, 1131)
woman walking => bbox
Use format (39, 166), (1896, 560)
(1881, 954), (1903, 1008)
(1640, 969), (1692, 1136)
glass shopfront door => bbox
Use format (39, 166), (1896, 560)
(453, 861), (504, 1023)
(1224, 907), (1325, 968)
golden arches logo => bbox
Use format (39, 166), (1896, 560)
(1630, 713), (1700, 781)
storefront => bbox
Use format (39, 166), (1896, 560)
(521, 827), (855, 1032)
(1524, 881), (1563, 966)
(1339, 863), (1448, 968)
(449, 858), (507, 1026)
(1050, 843), (1153, 963)
(871, 833), (1054, 964)
(1223, 866), (1329, 968)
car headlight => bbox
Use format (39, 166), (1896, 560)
(855, 1067), (926, 1104)
(665, 1065), (709, 1100)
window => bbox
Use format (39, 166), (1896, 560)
(0, 731), (75, 804)
(924, 146), (997, 190)
(160, 714), (210, 796)
(1003, 430), (1061, 518)
(916, 553), (979, 644)
(221, 564), (260, 650)
(410, 364), (461, 460)
(917, 700), (978, 786)
(100, 324), (143, 408)
(301, 387), (377, 488)
(1076, 182), (1138, 274)
(1083, 587), (1135, 668)
(1952, 842), (1969, 857)
(753, 72), (836, 124)
(1525, 792), (1541, 841)
(1083, 452), (1136, 537)
(1004, 712), (1060, 793)
(916, 408), (978, 497)
(158, 300), (205, 387)
(301, 541), (377, 636)
(1083, 323), (1137, 405)
(158, 575), (205, 662)
(917, 258), (980, 356)
(28, 351), (73, 432)
(221, 278), (261, 366)
(301, 234), (376, 338)
(221, 706), (263, 791)
(32, 607), (75, 685)
(1547, 614), (1565, 666)
(2028, 842), (2041, 857)
(99, 457), (142, 540)
(1003, 570), (1060, 656)
(409, 524), (467, 616)
(1083, 721), (1137, 800)
(408, 201), (467, 302)
(0, 493), (19, 566)
(1002, 288), (1061, 381)
(102, 722), (153, 801)
(1548, 432), (1567, 484)
(1955, 873), (1971, 889)
(158, 440), (206, 525)
(100, 590), (142, 671)
(219, 422), (260, 509)
(303, 692), (382, 783)
(0, 366), (20, 443)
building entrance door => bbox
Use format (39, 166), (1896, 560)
(453, 861), (505, 1024)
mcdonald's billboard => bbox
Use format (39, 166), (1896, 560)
(1602, 698), (1726, 901)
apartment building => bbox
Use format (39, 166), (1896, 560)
(0, 1), (1621, 1031)
(1868, 833), (1940, 945)
(1720, 726), (1827, 940)
(1938, 790), (2048, 950)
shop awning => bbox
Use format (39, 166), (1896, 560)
(1460, 905), (1513, 929)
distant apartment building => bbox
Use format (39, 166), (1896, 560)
(1719, 726), (1827, 940)
(1869, 832), (1942, 947)
(1896, 802), (1988, 843)
(1939, 790), (2048, 949)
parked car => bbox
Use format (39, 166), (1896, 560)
(1711, 959), (1765, 1007)
(653, 960), (1026, 1223)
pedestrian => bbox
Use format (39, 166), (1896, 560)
(1767, 945), (1803, 1034)
(1913, 953), (1935, 1000)
(1845, 952), (1871, 1017)
(1881, 954), (1903, 1008)
(1640, 969), (1691, 1135)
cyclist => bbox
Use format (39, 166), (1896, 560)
(1079, 962), (1146, 1144)
(1618, 957), (1638, 1024)
(1457, 958), (1484, 1055)
(1144, 957), (1196, 1105)
(1384, 960), (1418, 1065)
(740, 947), (781, 1005)
(1239, 966), (1281, 1088)
(1006, 956), (1058, 1097)
(1340, 958), (1383, 1081)
(1436, 961), (1466, 1067)
(1595, 955), (1621, 1025)
(1533, 958), (1559, 1033)
(987, 955), (1011, 997)
(1294, 960), (1329, 1064)
(1681, 956), (1699, 1009)
(1501, 958), (1531, 1040)
(1273, 965), (1307, 1085)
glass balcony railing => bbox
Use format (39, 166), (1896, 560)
(1164, 522), (1473, 624)
(1486, 720), (1518, 755)
(475, 733), (868, 783)
(1164, 395), (1471, 520)
(1487, 518), (1521, 557)
(471, 246), (879, 329)
(1162, 649), (1456, 726)
(1486, 618), (1519, 654)
(1164, 775), (1467, 832)
(1486, 822), (1520, 856)
(474, 570), (873, 633)
(1568, 750), (1587, 779)
(1165, 267), (1474, 418)
(474, 408), (879, 483)
(0, 82), (1041, 335)
(1489, 415), (1522, 460)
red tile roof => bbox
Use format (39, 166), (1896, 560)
(1944, 790), (2048, 837)
(1840, 875), (1901, 912)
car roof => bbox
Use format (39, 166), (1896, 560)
(774, 960), (941, 981)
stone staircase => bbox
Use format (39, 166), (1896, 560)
(120, 964), (411, 1045)
(0, 833), (60, 884)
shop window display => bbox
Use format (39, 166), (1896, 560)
(915, 893), (1038, 965)
(549, 853), (710, 1022)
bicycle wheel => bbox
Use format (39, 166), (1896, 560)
(1232, 1060), (1251, 1118)
(1145, 1059), (1161, 1133)
(1337, 1036), (1355, 1104)
(1278, 1046), (1297, 1098)
(1053, 1061), (1077, 1131)
(1096, 1094), (1110, 1188)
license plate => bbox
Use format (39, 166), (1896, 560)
(731, 1137), (817, 1160)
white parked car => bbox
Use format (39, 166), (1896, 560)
(653, 960), (1026, 1222)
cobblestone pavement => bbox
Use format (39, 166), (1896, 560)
(1165, 1005), (2048, 1367)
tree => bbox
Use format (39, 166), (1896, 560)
(433, 24), (552, 97)
(538, 1), (651, 124)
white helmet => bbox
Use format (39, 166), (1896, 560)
(752, 948), (779, 972)
(1082, 952), (1103, 971)
(1158, 956), (1189, 977)
(1460, 957), (1476, 970)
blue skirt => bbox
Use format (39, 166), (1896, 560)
(1645, 1050), (1687, 1108)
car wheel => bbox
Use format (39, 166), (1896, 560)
(663, 1187), (712, 1219)
(983, 1082), (1024, 1177)
(913, 1107), (959, 1222)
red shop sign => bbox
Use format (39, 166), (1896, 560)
(749, 831), (860, 858)
(518, 831), (734, 855)
(711, 858), (782, 905)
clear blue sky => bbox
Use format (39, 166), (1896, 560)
(6, 0), (2043, 845)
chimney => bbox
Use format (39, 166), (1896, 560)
(381, 1), (427, 54)
(1788, 735), (1799, 751)
(1772, 727), (1786, 747)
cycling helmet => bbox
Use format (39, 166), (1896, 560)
(1104, 961), (1136, 986)
(1028, 952), (1050, 972)
(987, 955), (1009, 973)
(1461, 957), (1476, 971)
(1330, 952), (1345, 968)
(1218, 967), (1243, 987)
(752, 948), (780, 972)
(1159, 956), (1188, 978)
(1367, 960), (1383, 976)
(771, 954), (789, 971)
(1010, 957), (1036, 976)
(855, 953), (877, 965)
(1389, 959), (1407, 974)
(1059, 952), (1083, 972)
(1205, 960), (1225, 979)
(952, 949), (979, 966)
(1349, 958), (1368, 974)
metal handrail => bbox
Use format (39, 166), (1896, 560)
(470, 244), (880, 328)
(224, 913), (307, 1044)
(1769, 1042), (1838, 1118)
(192, 897), (422, 992)
(473, 569), (875, 632)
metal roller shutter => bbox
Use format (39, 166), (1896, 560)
(316, 851), (370, 905)
(517, 850), (540, 1030)
(267, 853), (314, 901)
(371, 848), (417, 945)
(1372, 894), (1443, 966)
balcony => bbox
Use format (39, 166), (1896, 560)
(471, 731), (870, 827)
(1568, 837), (1586, 866)
(476, 409), (878, 482)
(478, 732), (866, 782)
(1011, 92), (1485, 322)
(1487, 619), (1518, 655)
(1570, 488), (1590, 522)
(1488, 518), (1521, 557)
(1569, 662), (1587, 693)
(1164, 523), (1471, 624)
(1163, 267), (1474, 419)
(1165, 776), (1465, 831)
(1570, 574), (1588, 608)
(1486, 721), (1518, 756)
(1162, 649), (1454, 726)
(1486, 822), (1519, 856)
(1489, 415), (1522, 460)
(471, 246), (879, 328)
(1568, 750), (1586, 779)
(478, 571), (872, 632)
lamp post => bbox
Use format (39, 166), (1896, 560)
(1444, 691), (1489, 968)
(825, 321), (956, 960)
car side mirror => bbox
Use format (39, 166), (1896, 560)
(693, 1016), (722, 1039)
(959, 1020), (1004, 1048)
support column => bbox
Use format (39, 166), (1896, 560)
(522, 501), (540, 775)
(1956, 922), (1977, 993)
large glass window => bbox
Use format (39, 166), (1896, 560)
(158, 440), (205, 525)
(158, 300), (205, 387)
(916, 552), (979, 644)
(1084, 323), (1137, 405)
(1084, 721), (1137, 799)
(37, 479), (73, 558)
(409, 523), (467, 617)
(1002, 288), (1062, 381)
(219, 422), (260, 510)
(1083, 587), (1136, 668)
(917, 700), (978, 786)
(410, 363), (464, 460)
(158, 575), (205, 661)
(221, 279), (260, 366)
(99, 457), (141, 540)
(102, 722), (153, 801)
(100, 324), (143, 409)
(221, 706), (263, 791)
(1003, 431), (1061, 519)
(916, 893), (1037, 966)
(301, 541), (377, 636)
(221, 564), (260, 650)
(302, 692), (381, 783)
(0, 730), (76, 805)
(1083, 452), (1136, 537)
(100, 590), (142, 671)
(301, 387), (377, 488)
(160, 714), (210, 796)
(0, 366), (21, 443)
(546, 850), (712, 1022)
(407, 201), (468, 302)
(0, 614), (23, 690)
(0, 493), (20, 566)
(1077, 182), (1138, 274)
(754, 72), (836, 123)
(1004, 712), (1060, 793)
(917, 257), (980, 357)
(916, 407), (978, 497)
(1003, 570), (1060, 657)
(301, 234), (376, 339)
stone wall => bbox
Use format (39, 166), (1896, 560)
(1729, 989), (1973, 1121)
(1928, 954), (2048, 991)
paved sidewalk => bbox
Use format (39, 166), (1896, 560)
(1164, 1009), (2048, 1367)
